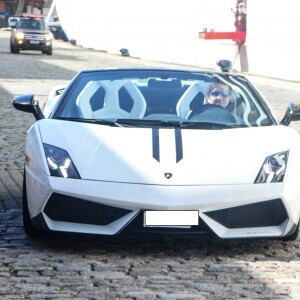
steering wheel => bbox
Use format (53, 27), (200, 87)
(187, 104), (239, 124)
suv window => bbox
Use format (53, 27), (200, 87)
(17, 19), (46, 30)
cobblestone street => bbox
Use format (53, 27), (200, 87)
(1, 29), (300, 299)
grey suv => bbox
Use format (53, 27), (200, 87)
(10, 18), (53, 55)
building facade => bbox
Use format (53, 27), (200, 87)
(0, 0), (53, 27)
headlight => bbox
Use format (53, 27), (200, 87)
(255, 151), (289, 183)
(43, 144), (81, 179)
(45, 33), (52, 41)
(16, 32), (25, 40)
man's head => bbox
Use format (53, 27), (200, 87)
(206, 83), (232, 108)
(236, 0), (246, 13)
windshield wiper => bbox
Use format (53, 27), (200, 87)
(114, 119), (184, 128)
(55, 117), (122, 127)
(101, 119), (244, 129)
(55, 117), (245, 129)
(181, 121), (245, 129)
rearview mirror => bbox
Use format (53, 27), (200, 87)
(12, 94), (45, 120)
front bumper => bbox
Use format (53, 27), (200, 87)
(13, 39), (52, 51)
(32, 192), (289, 238)
(25, 167), (299, 239)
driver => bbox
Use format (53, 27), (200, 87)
(187, 82), (244, 124)
(205, 83), (233, 108)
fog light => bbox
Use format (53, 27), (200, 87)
(46, 41), (51, 46)
(18, 40), (23, 44)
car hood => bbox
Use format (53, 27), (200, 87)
(38, 120), (293, 185)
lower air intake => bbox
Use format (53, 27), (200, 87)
(44, 193), (132, 226)
(204, 199), (287, 229)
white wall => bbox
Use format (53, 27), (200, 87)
(55, 0), (300, 82)
(246, 0), (300, 81)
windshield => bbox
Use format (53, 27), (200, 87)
(53, 70), (275, 128)
(17, 18), (46, 30)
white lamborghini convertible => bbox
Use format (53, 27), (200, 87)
(13, 69), (300, 240)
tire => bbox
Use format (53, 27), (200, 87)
(13, 45), (20, 54)
(282, 222), (299, 241)
(46, 47), (52, 56)
(10, 42), (14, 53)
(22, 172), (43, 237)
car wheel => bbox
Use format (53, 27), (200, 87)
(10, 42), (14, 53)
(282, 222), (299, 241)
(22, 172), (43, 237)
(47, 47), (52, 56)
(13, 45), (20, 54)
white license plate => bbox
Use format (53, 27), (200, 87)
(144, 210), (199, 227)
(30, 41), (40, 44)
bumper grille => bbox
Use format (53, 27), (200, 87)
(204, 199), (287, 229)
(44, 193), (132, 226)
(25, 34), (44, 41)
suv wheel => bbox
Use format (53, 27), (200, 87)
(13, 45), (20, 54)
(47, 47), (52, 56)
(10, 43), (19, 54)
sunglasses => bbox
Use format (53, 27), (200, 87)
(210, 90), (230, 97)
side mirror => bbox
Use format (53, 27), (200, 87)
(12, 94), (45, 120)
(280, 103), (300, 126)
